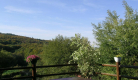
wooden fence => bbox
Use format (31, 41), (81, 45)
(0, 63), (80, 80)
(96, 61), (138, 80)
(1, 59), (138, 80)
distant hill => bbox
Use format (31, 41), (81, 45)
(0, 32), (50, 45)
(0, 32), (50, 55)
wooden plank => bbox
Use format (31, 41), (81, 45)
(36, 64), (78, 68)
(50, 77), (93, 80)
(96, 72), (117, 77)
(97, 64), (116, 67)
(120, 75), (138, 79)
(120, 65), (138, 69)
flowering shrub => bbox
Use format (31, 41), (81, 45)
(26, 55), (40, 63)
(68, 34), (101, 79)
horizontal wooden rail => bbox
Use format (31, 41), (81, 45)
(98, 64), (116, 67)
(96, 73), (138, 79)
(36, 72), (80, 78)
(120, 75), (138, 79)
(1, 76), (33, 80)
(0, 64), (77, 71)
(120, 65), (138, 69)
(36, 64), (78, 68)
(96, 72), (117, 77)
(0, 67), (32, 71)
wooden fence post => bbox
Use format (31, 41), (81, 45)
(32, 60), (37, 80)
(116, 62), (121, 80)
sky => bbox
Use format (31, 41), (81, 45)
(0, 0), (138, 45)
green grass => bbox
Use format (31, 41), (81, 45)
(2, 70), (22, 76)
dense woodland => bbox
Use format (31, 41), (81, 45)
(1, 1), (138, 80)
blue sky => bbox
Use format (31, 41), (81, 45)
(0, 0), (138, 45)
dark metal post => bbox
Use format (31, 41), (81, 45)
(116, 62), (121, 80)
(32, 62), (36, 80)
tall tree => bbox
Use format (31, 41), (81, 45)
(92, 0), (138, 79)
(39, 35), (78, 80)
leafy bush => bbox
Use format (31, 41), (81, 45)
(68, 34), (101, 79)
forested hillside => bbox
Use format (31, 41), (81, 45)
(0, 32), (49, 56)
(0, 33), (79, 80)
(0, 33), (49, 44)
(0, 32), (51, 79)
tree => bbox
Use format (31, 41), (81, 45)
(68, 34), (101, 79)
(39, 35), (79, 80)
(92, 0), (138, 79)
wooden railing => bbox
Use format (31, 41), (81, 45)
(1, 60), (138, 80)
(96, 62), (138, 80)
(0, 63), (80, 80)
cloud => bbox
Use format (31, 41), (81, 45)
(83, 0), (105, 9)
(37, 0), (66, 7)
(39, 21), (63, 26)
(4, 6), (37, 14)
(0, 25), (46, 33)
(69, 6), (87, 12)
(0, 24), (57, 39)
(54, 17), (83, 24)
(38, 0), (87, 12)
